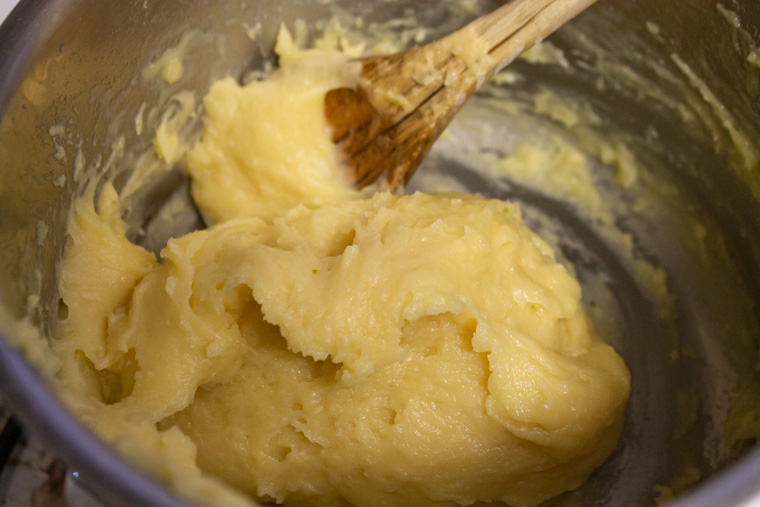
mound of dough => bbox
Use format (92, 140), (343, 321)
(59, 188), (629, 507)
(52, 26), (630, 507)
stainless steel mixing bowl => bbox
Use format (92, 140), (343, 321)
(0, 0), (759, 505)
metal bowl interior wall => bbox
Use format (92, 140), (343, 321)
(0, 1), (758, 506)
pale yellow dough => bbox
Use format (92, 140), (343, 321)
(53, 29), (630, 507)
(60, 190), (629, 507)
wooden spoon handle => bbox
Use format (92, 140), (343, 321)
(472, 0), (598, 77)
(358, 0), (597, 125)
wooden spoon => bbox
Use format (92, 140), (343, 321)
(325, 0), (598, 189)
